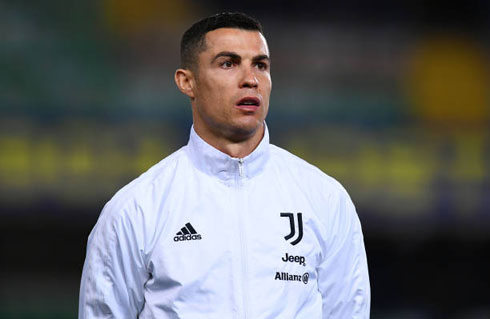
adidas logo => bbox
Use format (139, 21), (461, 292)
(173, 223), (202, 242)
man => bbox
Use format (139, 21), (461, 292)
(79, 12), (370, 318)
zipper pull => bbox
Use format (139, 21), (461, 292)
(238, 158), (244, 177)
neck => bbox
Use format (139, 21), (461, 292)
(193, 122), (265, 158)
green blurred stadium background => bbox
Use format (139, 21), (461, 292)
(1, 0), (489, 318)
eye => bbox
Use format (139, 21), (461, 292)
(255, 62), (268, 71)
(221, 60), (234, 68)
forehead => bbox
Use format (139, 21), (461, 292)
(202, 28), (269, 57)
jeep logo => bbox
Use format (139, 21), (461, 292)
(281, 252), (306, 266)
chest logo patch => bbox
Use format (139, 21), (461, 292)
(280, 212), (303, 245)
(174, 222), (202, 242)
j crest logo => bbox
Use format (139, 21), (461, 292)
(280, 212), (303, 245)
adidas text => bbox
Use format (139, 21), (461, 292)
(174, 234), (202, 242)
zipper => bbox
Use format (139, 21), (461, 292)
(236, 158), (249, 319)
(238, 158), (244, 177)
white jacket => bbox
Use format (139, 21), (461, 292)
(79, 125), (370, 319)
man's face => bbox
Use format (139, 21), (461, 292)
(191, 28), (271, 142)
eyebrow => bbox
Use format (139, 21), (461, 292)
(211, 51), (240, 63)
(211, 51), (271, 64)
(252, 55), (271, 63)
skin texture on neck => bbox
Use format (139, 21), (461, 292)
(175, 28), (272, 159)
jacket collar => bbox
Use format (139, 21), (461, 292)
(186, 124), (270, 181)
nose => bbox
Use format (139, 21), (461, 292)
(240, 67), (258, 88)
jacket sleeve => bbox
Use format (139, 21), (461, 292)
(79, 201), (149, 318)
(317, 190), (371, 319)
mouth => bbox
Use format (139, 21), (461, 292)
(236, 97), (260, 111)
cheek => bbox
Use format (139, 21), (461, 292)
(196, 82), (221, 105)
(259, 74), (272, 92)
(203, 77), (233, 98)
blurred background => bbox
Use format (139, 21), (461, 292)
(1, 0), (489, 318)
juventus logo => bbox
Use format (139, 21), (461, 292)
(280, 212), (303, 245)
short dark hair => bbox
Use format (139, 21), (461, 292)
(180, 12), (263, 70)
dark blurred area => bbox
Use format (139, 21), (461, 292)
(1, 0), (489, 318)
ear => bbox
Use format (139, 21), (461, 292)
(174, 68), (196, 99)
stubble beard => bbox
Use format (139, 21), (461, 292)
(204, 115), (264, 144)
